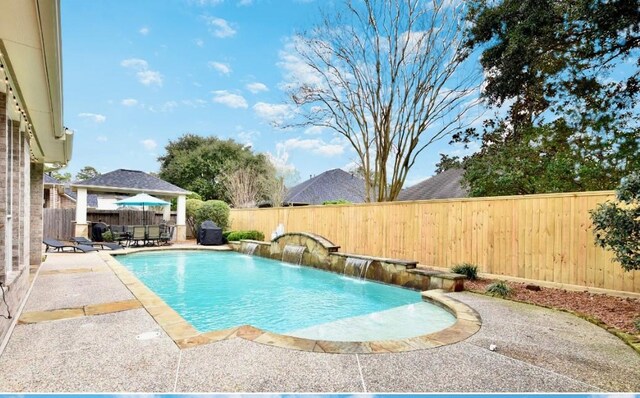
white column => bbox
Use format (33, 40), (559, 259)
(163, 203), (171, 221)
(75, 188), (88, 237)
(176, 194), (186, 241)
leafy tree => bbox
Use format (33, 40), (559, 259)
(44, 165), (71, 183)
(458, 0), (640, 195)
(466, 0), (639, 128)
(158, 134), (276, 202)
(461, 119), (640, 196)
(590, 172), (640, 271)
(285, 0), (480, 202)
(434, 154), (464, 174)
(75, 166), (100, 181)
(194, 200), (230, 231)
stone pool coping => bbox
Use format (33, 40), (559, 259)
(101, 247), (482, 354)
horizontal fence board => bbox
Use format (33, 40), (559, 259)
(230, 191), (639, 294)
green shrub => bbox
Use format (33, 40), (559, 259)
(322, 199), (351, 205)
(590, 172), (640, 271)
(486, 281), (511, 298)
(451, 263), (478, 280)
(101, 231), (114, 242)
(226, 230), (265, 242)
(194, 200), (230, 231)
(222, 230), (233, 240)
(634, 318), (640, 332)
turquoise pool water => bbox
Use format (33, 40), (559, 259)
(117, 250), (456, 341)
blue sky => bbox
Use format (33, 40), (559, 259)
(60, 0), (476, 187)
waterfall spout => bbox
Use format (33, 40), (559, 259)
(345, 257), (372, 280)
(241, 242), (259, 255)
(282, 245), (306, 265)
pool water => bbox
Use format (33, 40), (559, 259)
(117, 250), (456, 341)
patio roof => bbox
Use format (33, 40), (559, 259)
(71, 169), (189, 196)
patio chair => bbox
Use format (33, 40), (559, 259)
(146, 225), (161, 246)
(70, 237), (124, 251)
(43, 239), (98, 253)
(131, 226), (146, 246)
(159, 224), (174, 245)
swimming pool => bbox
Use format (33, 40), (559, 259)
(117, 250), (456, 341)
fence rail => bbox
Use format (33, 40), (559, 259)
(230, 190), (640, 294)
(43, 209), (177, 240)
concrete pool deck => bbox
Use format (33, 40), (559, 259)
(0, 246), (638, 392)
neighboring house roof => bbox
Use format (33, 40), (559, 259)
(285, 168), (366, 205)
(72, 169), (189, 195)
(398, 168), (468, 201)
(43, 174), (60, 185)
(63, 189), (98, 208)
(42, 173), (98, 207)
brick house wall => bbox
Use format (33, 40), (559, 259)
(0, 90), (42, 344)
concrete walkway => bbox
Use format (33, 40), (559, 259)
(0, 249), (638, 393)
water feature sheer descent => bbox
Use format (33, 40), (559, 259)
(282, 245), (306, 264)
(345, 257), (373, 280)
(242, 242), (258, 255)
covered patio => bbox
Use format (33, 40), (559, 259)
(70, 169), (190, 241)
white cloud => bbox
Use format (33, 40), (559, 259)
(161, 101), (178, 112)
(137, 70), (163, 86)
(120, 58), (163, 86)
(253, 102), (294, 124)
(278, 137), (345, 157)
(266, 148), (296, 176)
(181, 99), (208, 108)
(78, 113), (106, 123)
(203, 17), (237, 38)
(120, 58), (148, 69)
(139, 27), (150, 35)
(96, 135), (108, 142)
(236, 129), (260, 147)
(194, 38), (205, 47)
(192, 0), (224, 5)
(277, 37), (325, 91)
(121, 98), (138, 107)
(208, 61), (231, 75)
(246, 82), (268, 94)
(212, 90), (248, 108)
(140, 139), (157, 151)
(303, 125), (325, 135)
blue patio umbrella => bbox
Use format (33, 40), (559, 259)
(115, 193), (170, 225)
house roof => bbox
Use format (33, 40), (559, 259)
(63, 189), (98, 208)
(285, 168), (366, 205)
(72, 169), (189, 195)
(43, 174), (59, 185)
(398, 168), (468, 201)
(43, 173), (98, 207)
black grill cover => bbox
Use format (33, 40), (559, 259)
(91, 222), (108, 242)
(197, 220), (223, 245)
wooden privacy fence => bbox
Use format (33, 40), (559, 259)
(43, 209), (177, 240)
(230, 190), (640, 294)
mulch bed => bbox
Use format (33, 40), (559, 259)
(465, 278), (640, 335)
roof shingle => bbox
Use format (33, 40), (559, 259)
(285, 169), (366, 205)
(398, 168), (468, 201)
(73, 169), (189, 194)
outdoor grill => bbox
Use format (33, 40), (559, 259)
(197, 220), (223, 245)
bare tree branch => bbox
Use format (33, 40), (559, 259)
(285, 0), (481, 201)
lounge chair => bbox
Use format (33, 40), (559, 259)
(70, 237), (124, 251)
(43, 239), (98, 253)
